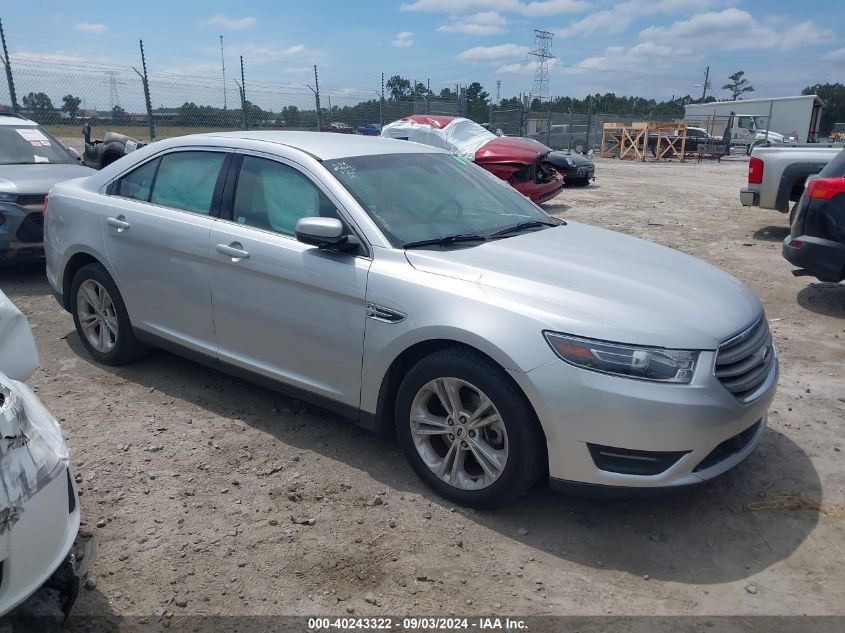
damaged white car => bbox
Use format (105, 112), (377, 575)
(0, 290), (90, 617)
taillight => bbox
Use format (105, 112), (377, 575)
(806, 177), (845, 200)
(41, 196), (49, 217)
(748, 157), (763, 184)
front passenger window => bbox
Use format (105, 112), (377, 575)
(232, 156), (338, 235)
(116, 158), (159, 201)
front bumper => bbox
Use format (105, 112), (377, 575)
(783, 234), (845, 283)
(740, 188), (759, 207)
(0, 468), (82, 616)
(509, 350), (777, 489)
(1, 205), (45, 262)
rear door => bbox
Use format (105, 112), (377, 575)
(209, 152), (371, 408)
(102, 148), (229, 355)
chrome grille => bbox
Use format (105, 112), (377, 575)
(715, 319), (775, 403)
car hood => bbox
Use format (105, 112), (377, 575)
(404, 223), (761, 350)
(0, 163), (94, 195)
(545, 151), (594, 168)
(475, 136), (551, 166)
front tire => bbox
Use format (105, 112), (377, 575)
(71, 263), (147, 365)
(395, 348), (546, 507)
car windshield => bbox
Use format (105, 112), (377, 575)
(324, 152), (553, 247)
(0, 125), (76, 165)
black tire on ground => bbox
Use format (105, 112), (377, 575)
(571, 139), (586, 154)
(394, 347), (547, 508)
(70, 262), (147, 365)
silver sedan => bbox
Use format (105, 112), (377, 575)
(44, 132), (777, 507)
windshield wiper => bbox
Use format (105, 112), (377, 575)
(403, 233), (488, 249)
(488, 220), (560, 239)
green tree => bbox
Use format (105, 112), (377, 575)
(279, 105), (302, 127)
(465, 81), (490, 122)
(22, 91), (55, 113)
(802, 83), (845, 137)
(386, 75), (411, 100)
(723, 71), (754, 101)
(111, 105), (126, 123)
(61, 94), (82, 119)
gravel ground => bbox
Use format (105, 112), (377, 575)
(3, 156), (844, 623)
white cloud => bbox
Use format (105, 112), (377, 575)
(519, 0), (587, 17)
(639, 9), (835, 51)
(570, 41), (692, 74)
(438, 11), (508, 36)
(457, 43), (529, 61)
(10, 51), (88, 65)
(821, 47), (845, 62)
(240, 44), (307, 63)
(74, 23), (108, 34)
(200, 15), (256, 30)
(392, 31), (414, 48)
(555, 0), (713, 39)
(402, 0), (586, 16)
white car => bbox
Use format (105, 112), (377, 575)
(0, 290), (87, 617)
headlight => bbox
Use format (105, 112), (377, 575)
(544, 332), (699, 383)
(565, 158), (575, 167)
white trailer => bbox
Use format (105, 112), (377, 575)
(684, 95), (824, 143)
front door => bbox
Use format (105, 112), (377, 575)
(102, 149), (229, 355)
(210, 153), (370, 408)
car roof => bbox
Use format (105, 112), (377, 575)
(0, 112), (37, 126)
(197, 130), (445, 160)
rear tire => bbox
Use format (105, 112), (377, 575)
(70, 263), (147, 365)
(395, 347), (546, 508)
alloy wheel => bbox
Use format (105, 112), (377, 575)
(409, 377), (509, 490)
(77, 279), (118, 353)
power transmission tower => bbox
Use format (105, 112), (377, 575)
(701, 65), (711, 100)
(529, 30), (555, 103)
(103, 71), (125, 111)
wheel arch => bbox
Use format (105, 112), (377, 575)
(61, 250), (109, 312)
(368, 338), (544, 443)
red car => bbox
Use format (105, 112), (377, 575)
(382, 115), (564, 203)
(321, 122), (356, 134)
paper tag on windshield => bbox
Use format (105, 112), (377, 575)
(16, 128), (49, 143)
(125, 140), (138, 153)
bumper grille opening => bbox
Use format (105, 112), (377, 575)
(715, 319), (775, 402)
(15, 212), (45, 244)
(693, 420), (761, 473)
(587, 444), (690, 476)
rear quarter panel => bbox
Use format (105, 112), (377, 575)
(45, 179), (113, 300)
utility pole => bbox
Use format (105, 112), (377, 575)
(496, 80), (501, 106)
(0, 18), (18, 112)
(220, 35), (227, 110)
(380, 72), (384, 128)
(701, 65), (710, 101)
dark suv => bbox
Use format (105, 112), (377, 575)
(783, 147), (845, 282)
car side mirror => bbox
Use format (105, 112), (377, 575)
(67, 147), (82, 162)
(295, 216), (354, 250)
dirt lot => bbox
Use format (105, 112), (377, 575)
(3, 156), (844, 623)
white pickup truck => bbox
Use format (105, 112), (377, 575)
(739, 143), (844, 221)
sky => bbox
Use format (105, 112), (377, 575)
(1, 0), (843, 112)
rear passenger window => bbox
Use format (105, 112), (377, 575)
(116, 158), (159, 201)
(150, 151), (226, 214)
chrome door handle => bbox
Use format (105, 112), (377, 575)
(106, 216), (130, 231)
(216, 243), (250, 260)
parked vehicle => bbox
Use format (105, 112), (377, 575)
(783, 147), (845, 282)
(82, 123), (146, 169)
(740, 143), (843, 222)
(685, 95), (824, 145)
(529, 124), (587, 154)
(357, 123), (382, 136)
(382, 115), (564, 203)
(321, 122), (356, 134)
(831, 123), (845, 143)
(0, 290), (91, 617)
(0, 113), (93, 262)
(543, 151), (595, 186)
(45, 132), (777, 507)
